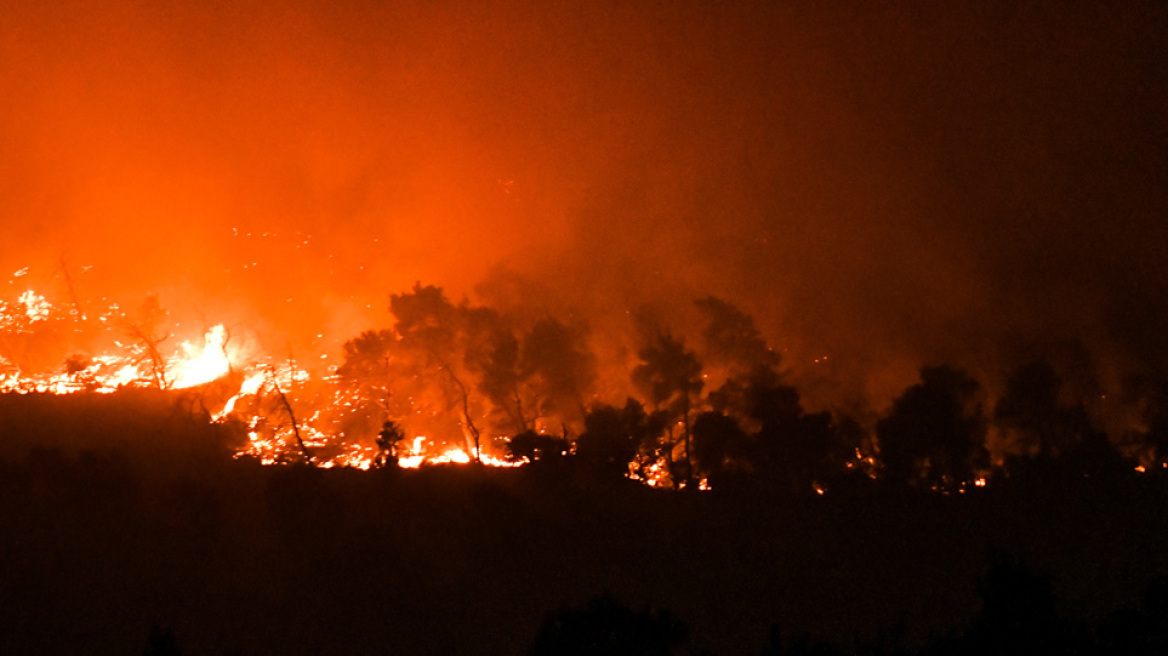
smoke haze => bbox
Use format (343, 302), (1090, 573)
(3, 0), (1165, 412)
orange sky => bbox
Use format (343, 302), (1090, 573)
(3, 0), (1166, 412)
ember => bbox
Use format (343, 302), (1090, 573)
(3, 273), (1167, 490)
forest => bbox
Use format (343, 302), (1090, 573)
(314, 282), (1168, 494)
(3, 283), (1168, 655)
(4, 0), (1166, 652)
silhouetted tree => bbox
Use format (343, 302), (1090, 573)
(876, 365), (987, 490)
(632, 331), (703, 486)
(473, 323), (534, 435)
(506, 429), (570, 463)
(338, 285), (599, 458)
(124, 294), (171, 389)
(690, 410), (748, 486)
(994, 360), (1080, 473)
(262, 365), (314, 464)
(336, 329), (399, 440)
(521, 317), (598, 429)
(995, 360), (1127, 481)
(338, 330), (395, 391)
(994, 360), (1063, 459)
(374, 420), (405, 467)
(730, 370), (862, 494)
(1060, 407), (1129, 482)
(706, 363), (785, 433)
(577, 403), (637, 476)
(506, 429), (539, 462)
(390, 283), (485, 460)
(529, 594), (688, 656)
(577, 399), (666, 480)
(693, 296), (780, 376)
(469, 314), (599, 437)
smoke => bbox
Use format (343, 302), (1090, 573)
(2, 0), (1165, 415)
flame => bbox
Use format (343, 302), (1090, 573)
(1, 291), (244, 394)
(19, 291), (51, 323)
(215, 372), (266, 420)
(480, 453), (523, 468)
(387, 438), (522, 469)
(629, 459), (672, 488)
(171, 325), (232, 389)
(0, 284), (669, 480)
(397, 455), (425, 468)
(434, 448), (472, 465)
(0, 286), (537, 473)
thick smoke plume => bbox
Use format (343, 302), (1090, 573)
(2, 0), (1166, 418)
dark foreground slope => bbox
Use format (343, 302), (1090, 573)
(1, 391), (1167, 655)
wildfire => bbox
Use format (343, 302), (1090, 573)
(216, 372), (266, 419)
(171, 325), (233, 389)
(630, 459), (672, 488)
(391, 437), (522, 469)
(0, 281), (787, 485)
(0, 287), (249, 395)
(19, 291), (52, 323)
(410, 447), (472, 466)
(0, 282), (834, 488)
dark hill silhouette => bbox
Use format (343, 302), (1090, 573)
(1, 390), (1167, 654)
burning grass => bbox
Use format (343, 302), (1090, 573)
(3, 275), (1166, 492)
(0, 284), (532, 471)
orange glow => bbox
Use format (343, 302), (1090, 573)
(171, 325), (233, 389)
(0, 1), (1162, 496)
(434, 449), (472, 465)
(1, 290), (247, 394)
(392, 441), (521, 469)
(19, 291), (51, 323)
(629, 459), (673, 488)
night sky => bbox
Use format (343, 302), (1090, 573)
(3, 0), (1166, 412)
(5, 4), (1168, 654)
